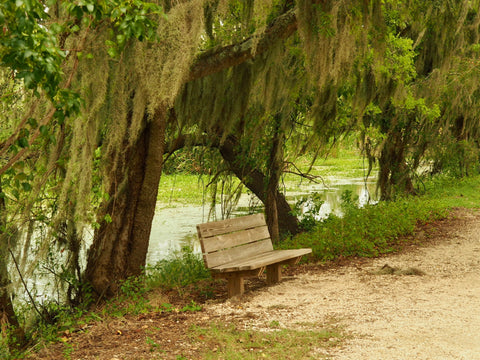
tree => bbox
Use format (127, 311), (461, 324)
(0, 0), (403, 303)
(357, 1), (480, 199)
(0, 0), (166, 344)
(2, 4), (480, 351)
(83, 2), (305, 294)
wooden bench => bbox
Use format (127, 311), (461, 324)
(197, 213), (312, 298)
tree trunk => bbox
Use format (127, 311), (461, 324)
(165, 133), (301, 236)
(264, 115), (285, 243)
(218, 135), (300, 239)
(218, 135), (300, 237)
(85, 109), (166, 297)
(378, 130), (415, 200)
(0, 181), (26, 350)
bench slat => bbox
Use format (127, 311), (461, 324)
(197, 213), (265, 238)
(211, 248), (312, 272)
(200, 225), (270, 253)
(203, 238), (274, 268)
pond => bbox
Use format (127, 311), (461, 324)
(146, 177), (378, 265)
(13, 176), (377, 303)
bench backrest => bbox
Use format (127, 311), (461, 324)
(196, 213), (272, 268)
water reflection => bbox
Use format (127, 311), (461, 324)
(146, 178), (377, 264)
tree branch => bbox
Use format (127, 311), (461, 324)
(186, 9), (297, 82)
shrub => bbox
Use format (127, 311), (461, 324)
(145, 246), (211, 289)
(280, 191), (450, 262)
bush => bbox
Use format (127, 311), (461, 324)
(145, 246), (211, 289)
(280, 191), (449, 262)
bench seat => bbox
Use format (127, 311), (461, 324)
(210, 248), (312, 273)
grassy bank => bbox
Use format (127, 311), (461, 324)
(281, 175), (480, 261)
(157, 148), (371, 205)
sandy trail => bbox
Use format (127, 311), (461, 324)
(206, 209), (480, 359)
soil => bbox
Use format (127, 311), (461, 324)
(29, 208), (480, 360)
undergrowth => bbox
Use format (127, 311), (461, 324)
(1, 247), (209, 359)
(145, 245), (212, 290)
(280, 175), (480, 261)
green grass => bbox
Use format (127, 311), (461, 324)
(158, 173), (247, 206)
(158, 150), (375, 205)
(104, 246), (212, 316)
(158, 173), (209, 205)
(289, 146), (374, 176)
(191, 322), (344, 359)
(422, 175), (480, 208)
(311, 156), (371, 178)
(145, 246), (212, 290)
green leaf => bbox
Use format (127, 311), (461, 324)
(27, 117), (38, 128)
(24, 49), (34, 58)
(107, 46), (118, 58)
(18, 137), (29, 148)
(21, 182), (32, 192)
(22, 72), (35, 89)
(116, 34), (126, 46)
(54, 109), (65, 124)
(12, 189), (20, 200)
(39, 125), (49, 136)
(15, 172), (27, 181)
(13, 161), (25, 171)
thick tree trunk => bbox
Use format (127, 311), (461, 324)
(378, 131), (415, 201)
(218, 135), (300, 238)
(85, 110), (166, 296)
(0, 287), (25, 350)
(0, 251), (26, 350)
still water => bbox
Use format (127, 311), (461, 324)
(14, 177), (376, 302)
(146, 177), (377, 264)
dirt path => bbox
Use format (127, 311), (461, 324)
(206, 208), (480, 359)
(33, 208), (480, 359)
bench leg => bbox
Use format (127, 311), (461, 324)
(227, 276), (244, 298)
(266, 264), (282, 285)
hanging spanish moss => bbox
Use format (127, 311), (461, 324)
(3, 0), (211, 299)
